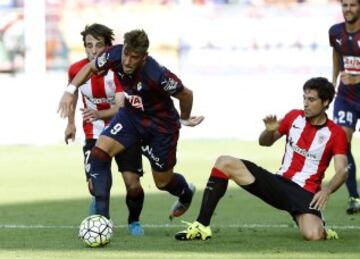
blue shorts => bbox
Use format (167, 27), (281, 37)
(101, 109), (178, 172)
(333, 96), (360, 130)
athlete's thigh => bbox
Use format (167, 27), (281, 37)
(114, 142), (143, 175)
(101, 109), (139, 154)
(333, 97), (358, 130)
(142, 131), (179, 172)
(240, 160), (288, 210)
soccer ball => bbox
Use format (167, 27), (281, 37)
(78, 214), (113, 247)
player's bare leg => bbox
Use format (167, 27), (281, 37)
(95, 135), (125, 156)
(213, 155), (255, 185)
(295, 213), (338, 240)
(152, 168), (195, 219)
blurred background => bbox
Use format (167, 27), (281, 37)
(0, 0), (353, 145)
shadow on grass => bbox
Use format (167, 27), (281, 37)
(0, 188), (359, 255)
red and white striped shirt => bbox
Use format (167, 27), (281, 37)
(68, 59), (122, 139)
(277, 109), (347, 193)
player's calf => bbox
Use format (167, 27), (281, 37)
(88, 147), (112, 218)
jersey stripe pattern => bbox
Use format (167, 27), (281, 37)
(68, 59), (122, 139)
(329, 22), (360, 104)
(277, 109), (348, 193)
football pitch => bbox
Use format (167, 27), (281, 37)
(0, 139), (359, 258)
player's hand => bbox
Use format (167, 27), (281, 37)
(263, 115), (279, 132)
(309, 186), (331, 210)
(81, 108), (99, 123)
(65, 123), (76, 144)
(180, 115), (205, 127)
(58, 92), (75, 118)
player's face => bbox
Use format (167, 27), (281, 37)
(303, 89), (328, 119)
(121, 45), (146, 74)
(84, 34), (106, 61)
(342, 0), (360, 24)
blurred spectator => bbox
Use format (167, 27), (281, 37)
(0, 11), (24, 73)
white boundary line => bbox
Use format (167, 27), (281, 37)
(1, 223), (359, 230)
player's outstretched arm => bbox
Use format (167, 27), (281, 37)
(259, 115), (282, 146)
(332, 49), (341, 87)
(174, 87), (204, 127)
(81, 92), (125, 122)
(58, 61), (97, 118)
(309, 154), (348, 210)
(65, 92), (78, 144)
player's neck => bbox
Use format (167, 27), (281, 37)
(308, 112), (327, 127)
(345, 19), (360, 33)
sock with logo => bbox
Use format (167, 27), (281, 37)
(159, 173), (193, 204)
(197, 167), (229, 226)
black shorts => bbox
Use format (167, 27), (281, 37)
(240, 159), (323, 222)
(83, 139), (143, 179)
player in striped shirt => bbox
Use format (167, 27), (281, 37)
(175, 77), (348, 241)
(329, 0), (360, 214)
(64, 24), (145, 236)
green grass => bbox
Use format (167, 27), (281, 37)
(0, 139), (360, 258)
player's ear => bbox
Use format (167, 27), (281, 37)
(323, 99), (330, 109)
(142, 52), (148, 63)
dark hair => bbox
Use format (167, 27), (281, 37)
(81, 23), (114, 47)
(341, 0), (360, 4)
(123, 29), (149, 55)
(303, 77), (335, 108)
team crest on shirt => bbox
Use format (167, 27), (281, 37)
(318, 134), (326, 144)
(106, 80), (115, 89)
(136, 82), (143, 91)
(162, 78), (178, 94)
(97, 52), (108, 68)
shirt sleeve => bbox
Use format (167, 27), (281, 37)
(159, 66), (184, 96)
(329, 27), (335, 48)
(94, 45), (121, 72)
(333, 127), (348, 155)
(68, 65), (76, 83)
(113, 73), (123, 93)
(277, 110), (297, 135)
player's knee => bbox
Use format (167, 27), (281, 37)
(127, 185), (144, 197)
(301, 228), (324, 241)
(153, 169), (174, 189)
(124, 181), (142, 192)
(90, 146), (111, 162)
(214, 155), (233, 170)
(155, 180), (168, 189)
(122, 173), (141, 190)
(214, 155), (241, 178)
